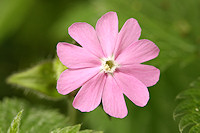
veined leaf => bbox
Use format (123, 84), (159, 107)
(174, 77), (200, 133)
(189, 125), (200, 133)
(79, 129), (103, 133)
(0, 98), (69, 133)
(7, 110), (23, 133)
(0, 98), (102, 133)
(51, 124), (80, 133)
(51, 124), (103, 133)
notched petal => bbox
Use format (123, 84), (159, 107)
(57, 42), (100, 69)
(68, 22), (104, 57)
(102, 75), (128, 118)
(57, 67), (99, 95)
(114, 18), (141, 56)
(114, 72), (149, 107)
(73, 73), (106, 112)
(96, 12), (118, 57)
(116, 39), (160, 64)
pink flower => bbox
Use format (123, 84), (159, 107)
(57, 12), (160, 118)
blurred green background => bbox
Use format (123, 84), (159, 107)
(0, 0), (200, 132)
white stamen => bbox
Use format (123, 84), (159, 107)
(100, 56), (119, 74)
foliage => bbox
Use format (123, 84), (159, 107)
(7, 110), (23, 133)
(0, 98), (102, 133)
(7, 59), (66, 99)
(1, 0), (200, 133)
(174, 77), (200, 133)
(51, 124), (103, 133)
(0, 98), (69, 133)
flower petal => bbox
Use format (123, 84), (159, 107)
(68, 22), (104, 57)
(114, 72), (149, 107)
(96, 12), (118, 57)
(114, 18), (141, 56)
(116, 39), (159, 64)
(118, 64), (160, 87)
(57, 42), (100, 68)
(102, 74), (128, 118)
(57, 67), (99, 95)
(73, 73), (106, 112)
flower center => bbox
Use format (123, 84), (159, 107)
(101, 56), (118, 74)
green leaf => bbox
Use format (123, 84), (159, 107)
(7, 110), (23, 133)
(189, 125), (200, 133)
(51, 124), (80, 133)
(174, 77), (200, 133)
(0, 98), (69, 133)
(79, 130), (103, 133)
(51, 125), (103, 133)
(7, 60), (63, 98)
(0, 98), (102, 133)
